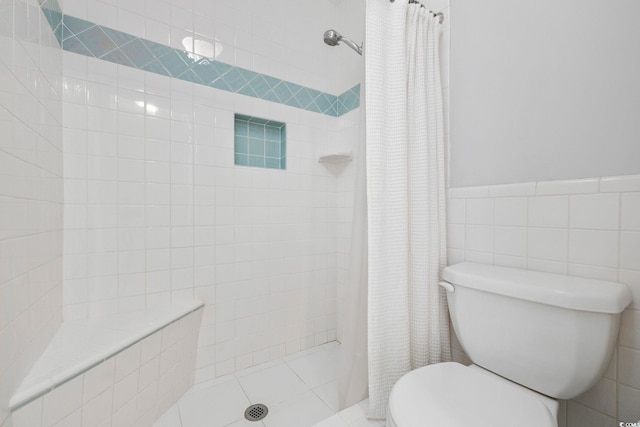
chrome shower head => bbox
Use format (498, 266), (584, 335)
(323, 29), (341, 46)
(323, 29), (362, 56)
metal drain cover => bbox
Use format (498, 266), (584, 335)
(244, 403), (268, 421)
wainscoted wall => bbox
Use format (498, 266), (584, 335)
(447, 175), (640, 425)
(59, 0), (364, 384)
(0, 0), (64, 424)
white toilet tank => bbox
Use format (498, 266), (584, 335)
(442, 262), (632, 400)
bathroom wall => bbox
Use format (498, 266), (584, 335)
(59, 0), (362, 383)
(0, 0), (63, 424)
(447, 175), (640, 425)
(449, 0), (640, 187)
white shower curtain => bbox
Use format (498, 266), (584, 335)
(366, 0), (450, 419)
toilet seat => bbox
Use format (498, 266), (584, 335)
(387, 362), (558, 427)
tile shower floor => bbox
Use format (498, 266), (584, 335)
(153, 342), (384, 427)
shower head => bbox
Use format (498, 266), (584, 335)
(323, 29), (341, 46)
(323, 29), (362, 56)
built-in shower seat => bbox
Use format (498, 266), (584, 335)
(8, 301), (204, 427)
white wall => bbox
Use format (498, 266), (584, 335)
(450, 0), (640, 187)
(0, 0), (63, 423)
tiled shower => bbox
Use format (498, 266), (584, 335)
(59, 0), (363, 387)
(1, 0), (362, 425)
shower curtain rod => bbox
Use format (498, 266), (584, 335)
(391, 0), (445, 24)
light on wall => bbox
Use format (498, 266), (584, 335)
(181, 37), (223, 61)
(135, 101), (159, 115)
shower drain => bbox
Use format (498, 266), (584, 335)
(244, 403), (268, 421)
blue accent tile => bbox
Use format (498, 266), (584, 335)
(77, 26), (117, 57)
(191, 61), (225, 85)
(234, 120), (248, 136)
(260, 90), (281, 104)
(210, 76), (233, 92)
(265, 125), (281, 142)
(234, 136), (248, 154)
(313, 93), (334, 114)
(248, 122), (264, 139)
(141, 39), (172, 58)
(324, 96), (339, 116)
(245, 75), (272, 98)
(157, 50), (191, 77)
(63, 35), (92, 56)
(236, 114), (252, 122)
(62, 15), (94, 36)
(235, 154), (249, 166)
(175, 49), (201, 67)
(43, 9), (63, 33)
(41, 0), (62, 13)
(249, 138), (264, 156)
(209, 61), (233, 78)
(265, 140), (280, 158)
(284, 93), (302, 109)
(220, 68), (250, 92)
(177, 69), (203, 84)
(272, 82), (294, 103)
(248, 156), (265, 168)
(54, 23), (63, 45)
(261, 75), (281, 89)
(265, 158), (281, 169)
(249, 117), (269, 125)
(101, 48), (135, 67)
(100, 26), (136, 47)
(280, 158), (286, 169)
(237, 82), (258, 98)
(141, 60), (171, 77)
(336, 85), (360, 116)
(119, 38), (155, 67)
(285, 82), (303, 97)
(62, 24), (74, 41)
(294, 88), (314, 109)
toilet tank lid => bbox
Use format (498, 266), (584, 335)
(443, 262), (632, 314)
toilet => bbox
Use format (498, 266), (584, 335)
(387, 262), (632, 427)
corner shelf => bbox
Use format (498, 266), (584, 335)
(318, 153), (352, 164)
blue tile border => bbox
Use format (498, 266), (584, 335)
(37, 4), (360, 117)
(38, 0), (63, 45)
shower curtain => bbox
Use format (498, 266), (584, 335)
(365, 0), (450, 419)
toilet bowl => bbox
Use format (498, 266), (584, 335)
(387, 363), (557, 427)
(386, 262), (631, 427)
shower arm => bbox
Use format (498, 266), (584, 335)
(339, 37), (363, 56)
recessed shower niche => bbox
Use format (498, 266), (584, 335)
(234, 114), (286, 170)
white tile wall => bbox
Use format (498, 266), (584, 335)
(0, 1), (63, 424)
(448, 175), (640, 425)
(61, 49), (347, 382)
